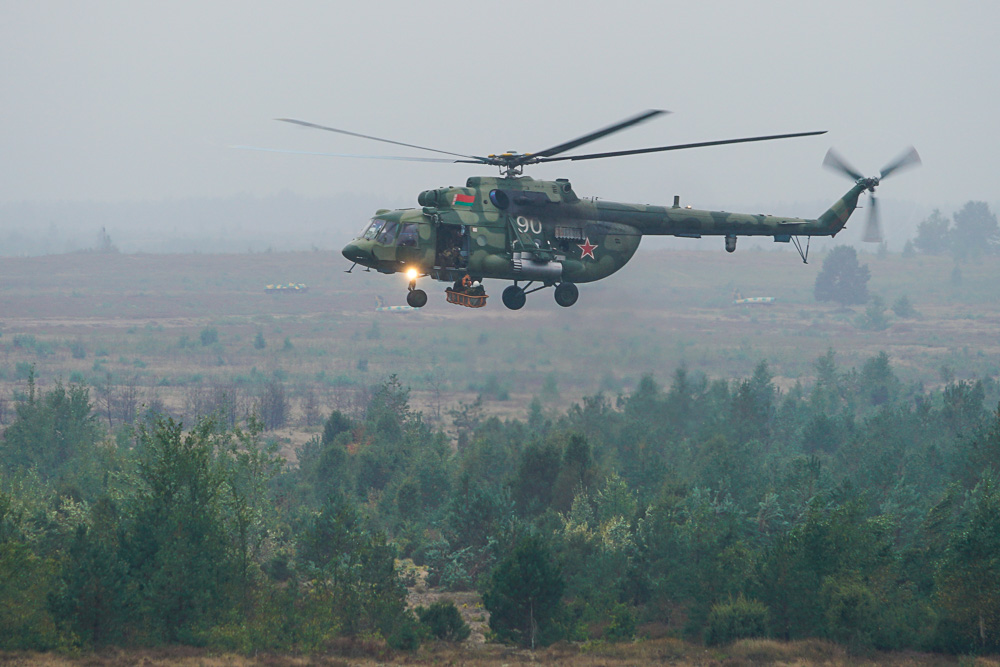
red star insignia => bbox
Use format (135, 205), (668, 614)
(578, 237), (598, 260)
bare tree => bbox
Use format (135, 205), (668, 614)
(184, 384), (210, 424)
(257, 379), (288, 430)
(207, 381), (243, 428)
(95, 372), (116, 429)
(301, 385), (321, 427)
(141, 382), (170, 424)
(117, 374), (140, 425)
(426, 365), (447, 426)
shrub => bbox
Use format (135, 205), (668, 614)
(387, 614), (424, 651)
(704, 596), (770, 646)
(200, 327), (218, 346)
(891, 295), (918, 318)
(416, 600), (471, 642)
(604, 603), (636, 642)
(820, 576), (877, 652)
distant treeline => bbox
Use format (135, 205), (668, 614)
(0, 192), (403, 255)
(1, 353), (999, 654)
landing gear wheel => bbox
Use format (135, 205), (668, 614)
(406, 289), (427, 308)
(502, 285), (526, 310)
(554, 282), (579, 307)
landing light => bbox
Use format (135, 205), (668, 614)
(406, 268), (418, 281)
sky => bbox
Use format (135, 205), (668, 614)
(2, 1), (997, 221)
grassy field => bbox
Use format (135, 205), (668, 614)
(0, 247), (997, 443)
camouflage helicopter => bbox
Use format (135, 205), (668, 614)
(246, 110), (919, 310)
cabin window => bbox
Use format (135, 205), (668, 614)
(376, 220), (399, 245)
(397, 223), (419, 247)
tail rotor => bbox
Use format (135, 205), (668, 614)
(822, 146), (921, 243)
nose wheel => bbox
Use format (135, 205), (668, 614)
(406, 279), (427, 308)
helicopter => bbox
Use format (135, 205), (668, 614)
(242, 110), (919, 310)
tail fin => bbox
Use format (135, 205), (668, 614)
(815, 183), (867, 236)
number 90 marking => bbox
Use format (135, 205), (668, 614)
(516, 216), (543, 235)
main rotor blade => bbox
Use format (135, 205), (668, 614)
(822, 148), (864, 181)
(531, 109), (670, 159)
(880, 146), (921, 180)
(863, 194), (883, 243)
(276, 118), (489, 162)
(231, 145), (477, 163)
(535, 130), (827, 163)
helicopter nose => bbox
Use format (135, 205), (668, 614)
(342, 241), (369, 263)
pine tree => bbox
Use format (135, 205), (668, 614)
(814, 245), (870, 306)
(483, 535), (564, 648)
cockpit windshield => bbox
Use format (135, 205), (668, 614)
(360, 218), (386, 240)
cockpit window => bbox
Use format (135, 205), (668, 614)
(362, 219), (386, 240)
(397, 223), (419, 247)
(376, 220), (399, 245)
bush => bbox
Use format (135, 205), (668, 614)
(200, 327), (218, 346)
(604, 603), (636, 642)
(386, 614), (424, 651)
(891, 295), (918, 318)
(416, 600), (471, 642)
(820, 576), (877, 652)
(704, 596), (770, 646)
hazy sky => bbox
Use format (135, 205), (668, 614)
(2, 1), (997, 216)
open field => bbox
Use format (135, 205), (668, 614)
(0, 247), (997, 447)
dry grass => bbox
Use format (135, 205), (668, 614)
(1, 249), (997, 447)
(4, 639), (996, 666)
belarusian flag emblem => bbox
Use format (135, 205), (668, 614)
(452, 193), (475, 207)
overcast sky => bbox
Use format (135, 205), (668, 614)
(2, 1), (997, 216)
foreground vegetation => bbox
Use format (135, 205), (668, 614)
(1, 347), (1000, 657)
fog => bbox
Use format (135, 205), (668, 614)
(1, 1), (997, 253)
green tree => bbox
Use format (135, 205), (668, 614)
(483, 535), (564, 648)
(512, 441), (562, 516)
(0, 541), (61, 649)
(913, 209), (951, 255)
(298, 492), (409, 638)
(253, 330), (266, 350)
(52, 517), (129, 647)
(125, 417), (234, 642)
(934, 473), (1000, 652)
(891, 295), (917, 318)
(951, 201), (999, 259)
(814, 245), (870, 306)
(550, 433), (596, 513)
(0, 380), (103, 494)
(858, 351), (901, 408)
(216, 418), (283, 612)
(731, 360), (776, 444)
(855, 294), (890, 331)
